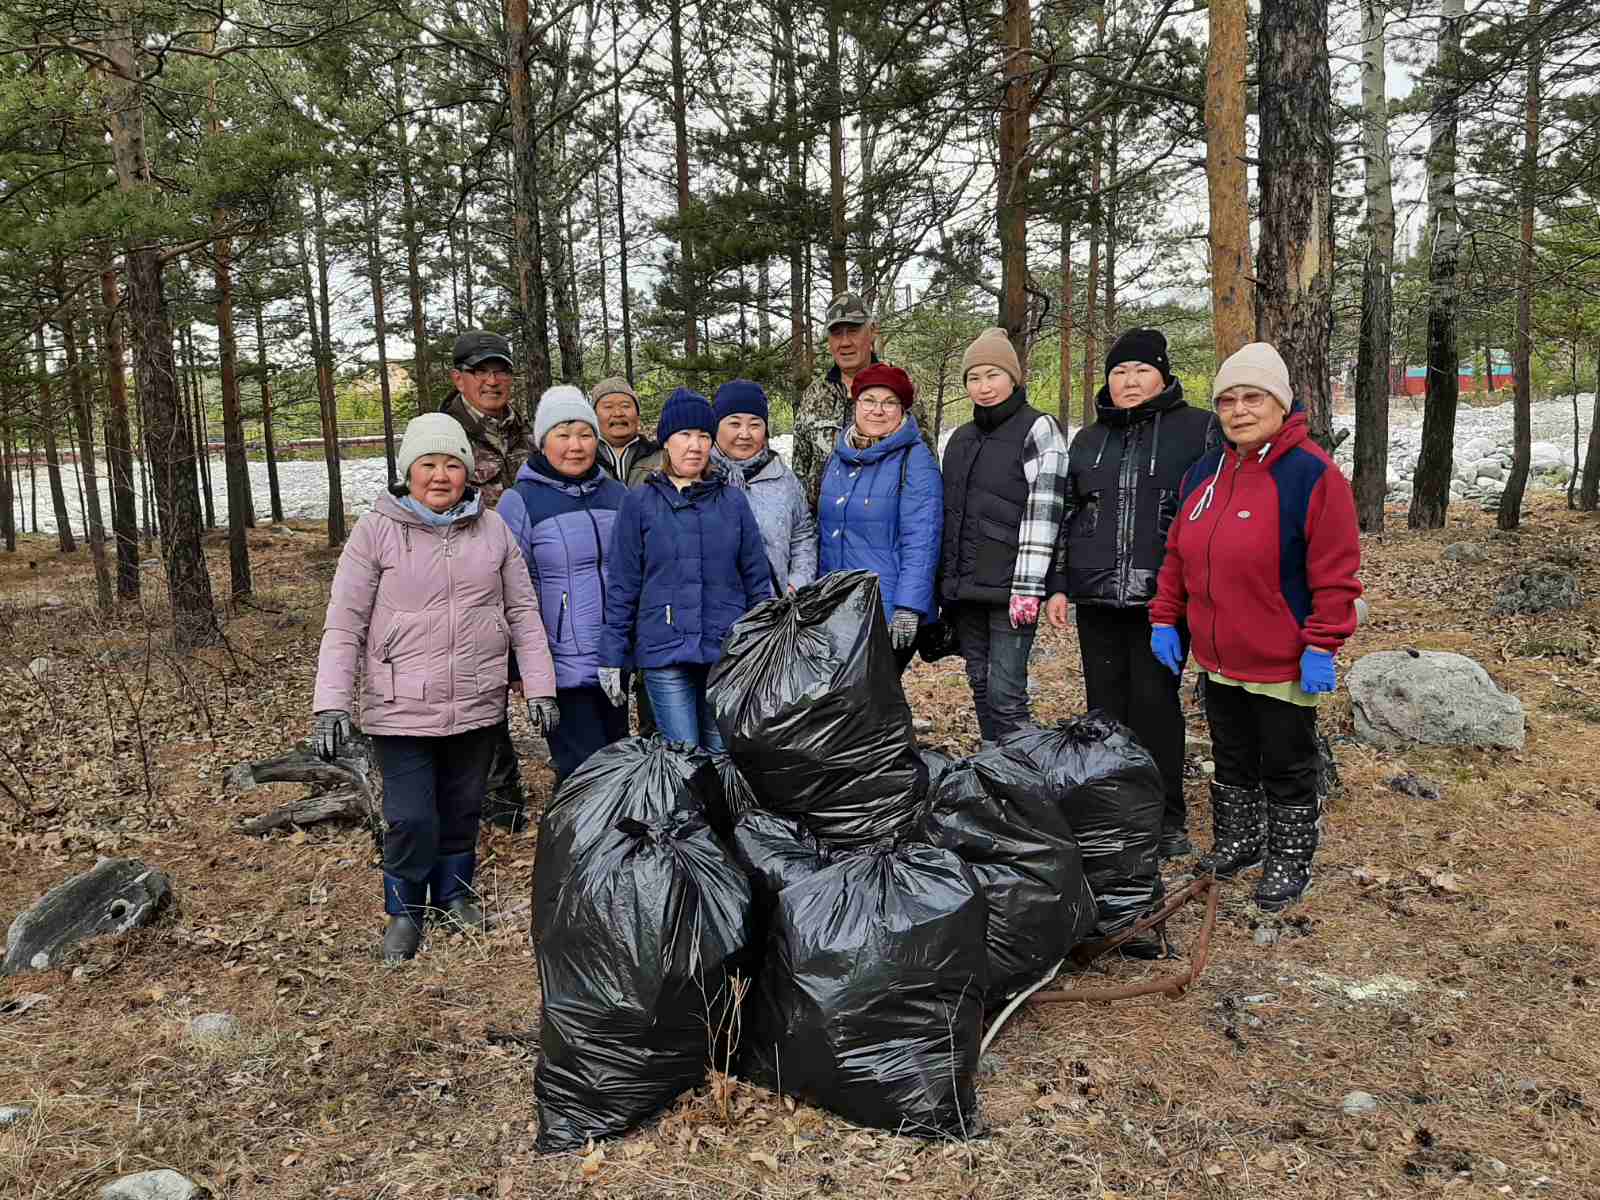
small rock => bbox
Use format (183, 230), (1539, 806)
(911, 717), (934, 735)
(1515, 1078), (1540, 1097)
(1442, 541), (1488, 563)
(188, 1012), (241, 1042)
(1254, 927), (1279, 947)
(1243, 1014), (1264, 1029)
(1353, 596), (1370, 627)
(1347, 650), (1525, 751)
(1342, 1090), (1380, 1116)
(1201, 760), (1215, 777)
(0, 1103), (33, 1128)
(1484, 1158), (1508, 1177)
(1242, 992), (1278, 1005)
(1385, 772), (1441, 801)
(26, 656), (51, 679)
(98, 1169), (204, 1200)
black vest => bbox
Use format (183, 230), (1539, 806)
(939, 400), (1040, 605)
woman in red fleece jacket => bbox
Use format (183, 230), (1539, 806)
(1149, 342), (1361, 910)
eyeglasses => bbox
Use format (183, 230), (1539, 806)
(465, 364), (512, 380)
(1216, 391), (1272, 412)
(856, 396), (901, 412)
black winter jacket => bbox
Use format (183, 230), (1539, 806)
(1045, 380), (1216, 608)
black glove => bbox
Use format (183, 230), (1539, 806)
(312, 710), (352, 762)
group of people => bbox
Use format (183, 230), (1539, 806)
(311, 302), (1362, 962)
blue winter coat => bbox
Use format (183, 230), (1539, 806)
(818, 415), (944, 622)
(600, 468), (774, 670)
(497, 459), (628, 691)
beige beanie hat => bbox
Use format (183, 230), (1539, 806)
(1213, 342), (1293, 413)
(396, 413), (475, 480)
(961, 327), (1023, 386)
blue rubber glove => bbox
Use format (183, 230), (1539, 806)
(1150, 626), (1183, 676)
(1299, 647), (1337, 694)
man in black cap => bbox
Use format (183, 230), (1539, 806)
(440, 331), (536, 510)
(791, 293), (934, 509)
(440, 330), (538, 830)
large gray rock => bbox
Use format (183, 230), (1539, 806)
(3, 858), (171, 976)
(1347, 651), (1525, 750)
(1492, 564), (1580, 616)
(1442, 541), (1487, 563)
(99, 1170), (204, 1200)
(1529, 441), (1564, 473)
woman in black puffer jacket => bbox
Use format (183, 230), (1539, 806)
(1045, 329), (1216, 859)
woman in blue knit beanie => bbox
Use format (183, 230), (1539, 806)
(597, 387), (774, 750)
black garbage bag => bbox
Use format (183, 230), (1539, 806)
(1004, 713), (1164, 936)
(918, 746), (957, 792)
(920, 747), (1098, 1003)
(708, 570), (926, 848)
(731, 809), (831, 920)
(533, 809), (752, 1152)
(744, 842), (987, 1137)
(702, 752), (761, 835)
(532, 735), (716, 937)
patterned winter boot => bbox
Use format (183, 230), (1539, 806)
(1193, 782), (1265, 879)
(1254, 796), (1319, 911)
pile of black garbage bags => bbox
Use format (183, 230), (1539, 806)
(531, 570), (1166, 1152)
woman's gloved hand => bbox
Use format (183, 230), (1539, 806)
(527, 697), (561, 734)
(889, 607), (920, 650)
(1150, 626), (1183, 676)
(1299, 647), (1337, 694)
(598, 668), (628, 708)
(1008, 595), (1040, 628)
(312, 710), (352, 761)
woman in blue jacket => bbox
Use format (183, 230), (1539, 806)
(598, 388), (773, 750)
(818, 363), (944, 669)
(497, 386), (629, 783)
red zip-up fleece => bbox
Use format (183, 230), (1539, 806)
(1149, 412), (1362, 683)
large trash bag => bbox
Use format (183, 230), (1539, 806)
(920, 747), (1098, 1003)
(745, 842), (987, 1137)
(1004, 713), (1165, 936)
(532, 735), (716, 938)
(702, 752), (761, 836)
(731, 809), (830, 920)
(708, 570), (927, 848)
(919, 746), (957, 792)
(533, 809), (752, 1152)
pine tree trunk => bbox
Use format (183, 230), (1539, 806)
(1205, 0), (1254, 360)
(610, 3), (634, 382)
(182, 325), (216, 531)
(1081, 197), (1100, 427)
(363, 195), (399, 484)
(506, 0), (554, 409)
(253, 297), (284, 523)
(212, 230), (250, 596)
(826, 0), (847, 297)
(1497, 0), (1541, 532)
(1407, 0), (1465, 530)
(312, 183), (346, 545)
(1255, 0), (1336, 450)
(1059, 223), (1073, 427)
(996, 0), (1033, 367)
(299, 200), (342, 548)
(99, 265), (142, 596)
(541, 133), (582, 384)
(1580, 344), (1600, 510)
(393, 61), (431, 416)
(37, 328), (77, 553)
(1352, 0), (1394, 533)
(0, 398), (14, 554)
(671, 0), (699, 364)
(59, 280), (113, 609)
(782, 3), (809, 413)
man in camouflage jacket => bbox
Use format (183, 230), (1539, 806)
(437, 330), (538, 830)
(790, 293), (935, 510)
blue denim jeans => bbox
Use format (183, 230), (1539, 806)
(642, 665), (725, 752)
(952, 601), (1037, 742)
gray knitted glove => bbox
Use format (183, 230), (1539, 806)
(312, 710), (352, 761)
(889, 608), (920, 650)
(528, 697), (561, 734)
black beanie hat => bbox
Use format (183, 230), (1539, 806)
(1105, 328), (1173, 384)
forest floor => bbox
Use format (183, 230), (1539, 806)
(1, 497), (1598, 1200)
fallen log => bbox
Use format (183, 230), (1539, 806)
(237, 789), (366, 835)
(226, 737), (383, 844)
(3, 858), (172, 976)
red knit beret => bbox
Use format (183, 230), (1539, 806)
(850, 363), (915, 407)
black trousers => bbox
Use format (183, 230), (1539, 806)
(1076, 604), (1189, 832)
(372, 726), (496, 885)
(484, 719), (523, 801)
(548, 686), (630, 784)
(1202, 680), (1320, 809)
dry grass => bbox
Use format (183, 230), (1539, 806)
(2, 501), (1599, 1199)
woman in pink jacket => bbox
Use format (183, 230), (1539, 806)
(312, 414), (557, 962)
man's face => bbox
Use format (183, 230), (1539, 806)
(826, 321), (874, 377)
(595, 391), (640, 448)
(452, 359), (513, 415)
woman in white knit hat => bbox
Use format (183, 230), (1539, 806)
(311, 413), (558, 962)
(1148, 342), (1362, 911)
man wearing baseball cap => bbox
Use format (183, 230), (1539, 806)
(791, 293), (934, 510)
(439, 330), (539, 830)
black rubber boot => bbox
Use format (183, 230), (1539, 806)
(1254, 797), (1318, 911)
(1194, 782), (1264, 879)
(382, 874), (426, 962)
(1158, 827), (1195, 860)
(431, 851), (485, 933)
(483, 786), (528, 833)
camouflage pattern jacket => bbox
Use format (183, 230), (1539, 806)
(790, 359), (935, 511)
(441, 392), (537, 509)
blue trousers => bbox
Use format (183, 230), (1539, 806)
(548, 686), (630, 783)
(642, 665), (725, 751)
(371, 726), (494, 888)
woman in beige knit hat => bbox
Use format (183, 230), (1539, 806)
(937, 328), (1070, 742)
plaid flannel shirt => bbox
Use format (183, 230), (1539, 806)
(1012, 413), (1071, 598)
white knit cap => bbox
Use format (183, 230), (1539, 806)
(1213, 342), (1294, 413)
(533, 385), (600, 448)
(396, 413), (475, 480)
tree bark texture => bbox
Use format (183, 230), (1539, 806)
(826, 1), (848, 297)
(393, 61), (431, 416)
(505, 0), (555, 411)
(996, 0), (1034, 369)
(1205, 0), (1254, 362)
(1407, 0), (1465, 530)
(1580, 346), (1600, 510)
(610, 3), (634, 381)
(1497, 0), (1541, 532)
(363, 193), (398, 485)
(59, 287), (112, 609)
(36, 328), (77, 553)
(253, 298), (284, 524)
(1352, 0), (1395, 533)
(305, 184), (346, 546)
(1255, 0), (1336, 450)
(100, 267), (139, 598)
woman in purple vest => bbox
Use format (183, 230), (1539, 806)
(497, 387), (631, 783)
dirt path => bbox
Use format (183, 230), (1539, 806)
(2, 500), (1597, 1199)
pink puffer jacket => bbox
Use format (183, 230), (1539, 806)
(313, 492), (556, 736)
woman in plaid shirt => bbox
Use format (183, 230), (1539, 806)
(937, 328), (1070, 743)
